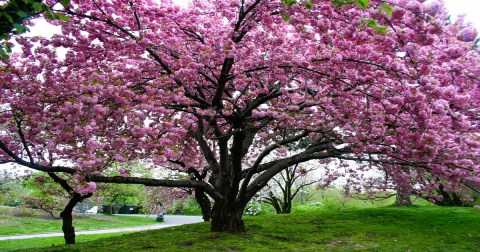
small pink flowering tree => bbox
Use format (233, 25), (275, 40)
(1, 0), (480, 233)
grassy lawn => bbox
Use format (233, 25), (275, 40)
(0, 232), (132, 251)
(0, 206), (157, 236)
(4, 206), (479, 251)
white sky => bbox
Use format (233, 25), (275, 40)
(443, 0), (480, 29)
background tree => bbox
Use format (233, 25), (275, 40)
(142, 186), (192, 214)
(0, 0), (479, 234)
(262, 164), (320, 214)
(97, 183), (146, 214)
(21, 172), (68, 218)
(0, 169), (27, 206)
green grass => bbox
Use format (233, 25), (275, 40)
(0, 232), (132, 251)
(5, 206), (479, 252)
(0, 206), (157, 236)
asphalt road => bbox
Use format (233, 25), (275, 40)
(0, 215), (203, 241)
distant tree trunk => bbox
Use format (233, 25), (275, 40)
(394, 189), (412, 206)
(105, 205), (113, 214)
(428, 184), (469, 206)
(195, 189), (211, 221)
(263, 191), (284, 214)
(262, 164), (318, 214)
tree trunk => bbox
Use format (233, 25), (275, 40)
(394, 189), (412, 206)
(60, 194), (83, 244)
(210, 202), (245, 232)
(195, 189), (211, 222)
(282, 199), (292, 214)
(106, 205), (113, 214)
(47, 173), (93, 245)
(263, 191), (283, 214)
(60, 208), (76, 244)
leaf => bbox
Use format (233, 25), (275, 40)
(57, 14), (71, 22)
(0, 33), (10, 40)
(13, 23), (28, 34)
(32, 2), (44, 11)
(0, 48), (9, 60)
(5, 44), (11, 53)
(357, 0), (369, 9)
(331, 0), (355, 7)
(375, 26), (387, 34)
(283, 0), (297, 7)
(281, 12), (291, 22)
(378, 3), (394, 17)
(60, 0), (71, 8)
(3, 13), (14, 23)
(45, 10), (56, 20)
(16, 11), (29, 18)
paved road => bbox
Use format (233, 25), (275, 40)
(0, 215), (203, 241)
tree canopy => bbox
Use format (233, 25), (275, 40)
(1, 0), (479, 232)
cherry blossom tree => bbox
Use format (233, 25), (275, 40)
(1, 0), (480, 233)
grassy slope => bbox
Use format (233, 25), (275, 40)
(0, 206), (157, 236)
(6, 206), (479, 252)
(0, 233), (132, 251)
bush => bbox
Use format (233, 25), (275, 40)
(182, 200), (202, 215)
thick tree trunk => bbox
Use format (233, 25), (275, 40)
(394, 189), (412, 206)
(210, 203), (245, 232)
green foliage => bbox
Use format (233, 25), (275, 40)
(10, 206), (479, 251)
(181, 200), (202, 215)
(281, 12), (291, 22)
(331, 0), (369, 9)
(303, 1), (313, 9)
(98, 183), (146, 206)
(255, 203), (276, 215)
(0, 171), (27, 206)
(356, 0), (369, 9)
(378, 2), (394, 17)
(282, 0), (297, 7)
(19, 173), (68, 216)
(360, 18), (388, 34)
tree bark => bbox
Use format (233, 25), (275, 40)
(60, 206), (76, 244)
(59, 193), (91, 244)
(47, 172), (93, 244)
(195, 189), (211, 222)
(210, 202), (245, 232)
(394, 189), (412, 206)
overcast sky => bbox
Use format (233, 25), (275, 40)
(443, 0), (480, 28)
